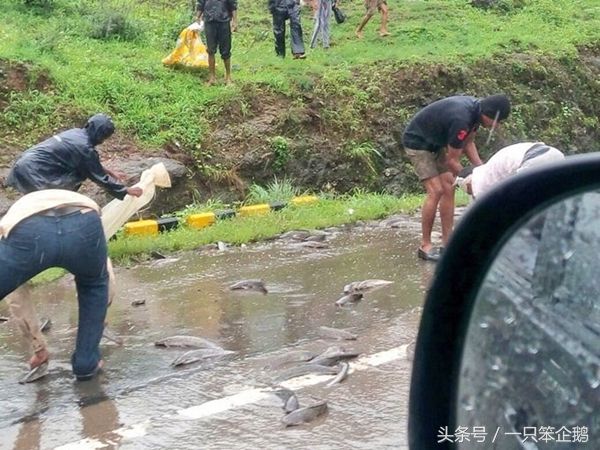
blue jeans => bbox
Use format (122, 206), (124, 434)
(0, 210), (109, 379)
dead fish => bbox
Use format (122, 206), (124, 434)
(296, 241), (329, 249)
(326, 362), (350, 387)
(171, 348), (234, 367)
(284, 393), (300, 412)
(150, 251), (166, 259)
(0, 316), (9, 322)
(304, 234), (327, 242)
(275, 364), (339, 383)
(380, 218), (404, 228)
(229, 279), (268, 294)
(102, 327), (124, 346)
(282, 400), (328, 427)
(318, 326), (357, 341)
(155, 335), (221, 349)
(150, 257), (180, 267)
(343, 279), (394, 295)
(131, 299), (146, 306)
(280, 230), (312, 241)
(310, 347), (360, 366)
(19, 362), (49, 384)
(335, 293), (363, 307)
(268, 350), (318, 369)
(39, 317), (52, 333)
(217, 241), (228, 251)
(273, 388), (300, 413)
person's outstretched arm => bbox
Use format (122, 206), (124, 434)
(82, 149), (143, 199)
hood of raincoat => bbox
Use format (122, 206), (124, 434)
(85, 114), (115, 146)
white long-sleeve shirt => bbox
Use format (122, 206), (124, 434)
(471, 142), (564, 198)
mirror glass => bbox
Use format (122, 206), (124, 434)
(456, 191), (600, 448)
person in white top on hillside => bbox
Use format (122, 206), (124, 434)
(456, 142), (565, 199)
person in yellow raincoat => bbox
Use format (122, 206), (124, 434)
(162, 22), (210, 69)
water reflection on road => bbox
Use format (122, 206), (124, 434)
(0, 215), (435, 449)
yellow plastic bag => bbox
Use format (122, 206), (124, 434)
(162, 22), (209, 68)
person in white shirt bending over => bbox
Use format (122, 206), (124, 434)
(456, 142), (565, 199)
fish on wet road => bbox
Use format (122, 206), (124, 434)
(326, 361), (350, 387)
(272, 388), (300, 413)
(229, 279), (268, 294)
(131, 299), (146, 306)
(155, 335), (221, 349)
(102, 326), (124, 346)
(171, 348), (235, 367)
(335, 293), (363, 307)
(281, 400), (328, 427)
(295, 241), (329, 249)
(318, 326), (357, 341)
(343, 279), (394, 295)
(39, 317), (52, 333)
(280, 230), (311, 241)
(310, 346), (360, 366)
(280, 230), (328, 242)
(149, 257), (181, 267)
(275, 363), (339, 383)
(266, 350), (318, 369)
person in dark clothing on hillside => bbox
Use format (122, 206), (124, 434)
(7, 114), (142, 200)
(401, 94), (511, 262)
(197, 0), (238, 85)
(269, 0), (306, 59)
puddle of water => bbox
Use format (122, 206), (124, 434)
(0, 219), (431, 449)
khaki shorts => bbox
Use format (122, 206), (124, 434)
(365, 0), (386, 13)
(404, 148), (449, 181)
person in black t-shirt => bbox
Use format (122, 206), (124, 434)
(401, 94), (511, 261)
(197, 0), (238, 85)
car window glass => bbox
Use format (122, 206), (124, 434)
(456, 191), (600, 448)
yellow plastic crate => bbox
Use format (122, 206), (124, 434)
(290, 195), (319, 206)
(187, 212), (216, 229)
(124, 220), (159, 237)
(238, 204), (271, 217)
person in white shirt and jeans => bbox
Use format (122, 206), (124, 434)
(0, 190), (110, 381)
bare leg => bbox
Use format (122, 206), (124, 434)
(438, 172), (456, 246)
(7, 285), (48, 361)
(379, 4), (390, 36)
(355, 12), (374, 38)
(208, 54), (216, 85)
(223, 58), (232, 84)
(421, 176), (444, 252)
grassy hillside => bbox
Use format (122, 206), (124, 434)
(1, 0), (599, 156)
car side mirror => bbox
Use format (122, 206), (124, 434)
(409, 153), (600, 449)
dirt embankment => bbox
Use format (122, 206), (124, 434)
(1, 47), (599, 213)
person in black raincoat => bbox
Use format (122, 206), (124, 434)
(6, 114), (143, 200)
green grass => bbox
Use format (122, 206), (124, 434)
(30, 267), (66, 285)
(245, 178), (301, 204)
(108, 191), (424, 263)
(1, 0), (598, 149)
